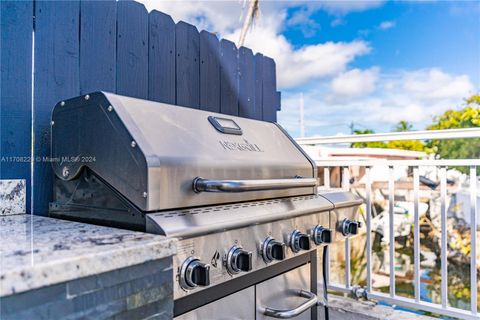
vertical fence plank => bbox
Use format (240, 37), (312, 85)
(34, 0), (80, 214)
(199, 30), (220, 112)
(253, 53), (264, 121)
(80, 0), (116, 94)
(262, 56), (277, 122)
(238, 47), (254, 118)
(148, 10), (175, 104)
(116, 0), (148, 99)
(0, 1), (33, 212)
(175, 21), (199, 108)
(219, 39), (238, 116)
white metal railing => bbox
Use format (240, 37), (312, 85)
(297, 130), (480, 319)
(296, 127), (480, 145)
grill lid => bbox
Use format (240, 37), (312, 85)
(51, 92), (317, 211)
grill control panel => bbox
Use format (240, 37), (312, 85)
(173, 212), (331, 298)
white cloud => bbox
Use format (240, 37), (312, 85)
(307, 1), (385, 14)
(139, 0), (245, 35)
(286, 8), (320, 38)
(331, 17), (345, 27)
(279, 68), (475, 137)
(401, 68), (474, 100)
(237, 27), (371, 88)
(378, 20), (396, 30)
(329, 67), (380, 99)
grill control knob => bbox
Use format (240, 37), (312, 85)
(179, 257), (210, 290)
(289, 230), (311, 252)
(261, 237), (287, 263)
(312, 225), (332, 245)
(339, 219), (362, 236)
(226, 245), (253, 274)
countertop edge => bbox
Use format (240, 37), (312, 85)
(0, 237), (177, 297)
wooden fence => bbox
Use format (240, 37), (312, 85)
(0, 0), (281, 214)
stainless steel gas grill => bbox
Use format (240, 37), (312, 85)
(49, 92), (363, 319)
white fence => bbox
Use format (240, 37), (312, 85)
(297, 128), (480, 319)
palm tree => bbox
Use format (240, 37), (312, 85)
(394, 120), (413, 132)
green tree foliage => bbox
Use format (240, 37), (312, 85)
(388, 121), (427, 152)
(426, 95), (480, 171)
(351, 129), (388, 148)
(394, 120), (413, 132)
(351, 122), (427, 152)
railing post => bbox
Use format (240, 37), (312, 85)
(388, 165), (396, 297)
(324, 167), (330, 189)
(366, 166), (372, 292)
(342, 167), (351, 288)
(440, 166), (448, 309)
(413, 166), (420, 303)
(469, 166), (477, 315)
(342, 166), (350, 191)
(324, 166), (330, 284)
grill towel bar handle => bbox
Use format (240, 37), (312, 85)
(262, 290), (318, 319)
(192, 177), (317, 193)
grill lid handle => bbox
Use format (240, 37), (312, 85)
(192, 177), (317, 193)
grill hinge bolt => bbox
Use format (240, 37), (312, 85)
(51, 121), (54, 126)
(131, 141), (136, 148)
(60, 101), (65, 106)
(84, 94), (90, 100)
(143, 192), (148, 198)
(107, 105), (113, 112)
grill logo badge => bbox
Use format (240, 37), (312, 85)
(211, 250), (220, 268)
(218, 139), (264, 152)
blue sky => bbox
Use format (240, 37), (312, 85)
(141, 0), (479, 137)
(285, 1), (479, 83)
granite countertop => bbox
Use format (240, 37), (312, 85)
(0, 215), (177, 297)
